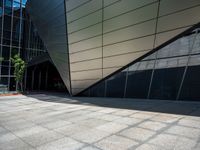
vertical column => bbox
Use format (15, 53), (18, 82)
(45, 65), (48, 90)
(31, 66), (36, 90)
(38, 71), (41, 90)
(123, 68), (129, 98)
(104, 80), (107, 97)
(147, 0), (160, 99)
(0, 0), (4, 78)
(176, 30), (198, 100)
(18, 0), (22, 53)
(8, 0), (14, 90)
(101, 0), (104, 80)
(24, 66), (27, 91)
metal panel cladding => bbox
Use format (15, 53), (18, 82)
(26, 0), (71, 93)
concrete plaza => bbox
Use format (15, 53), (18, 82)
(0, 93), (200, 150)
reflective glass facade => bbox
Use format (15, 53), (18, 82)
(0, 0), (25, 91)
(81, 28), (200, 101)
(1, 0), (200, 101)
(0, 0), (46, 91)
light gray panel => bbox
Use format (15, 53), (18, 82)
(104, 0), (120, 6)
(155, 56), (188, 69)
(71, 79), (100, 89)
(69, 36), (102, 53)
(68, 10), (102, 33)
(103, 67), (120, 78)
(70, 47), (102, 63)
(192, 33), (200, 54)
(188, 55), (200, 66)
(159, 0), (200, 16)
(71, 88), (85, 95)
(66, 0), (90, 12)
(71, 69), (102, 80)
(103, 50), (150, 68)
(104, 0), (157, 20)
(103, 19), (156, 45)
(157, 6), (200, 32)
(67, 0), (102, 23)
(70, 59), (102, 72)
(103, 3), (158, 33)
(68, 23), (102, 44)
(103, 35), (154, 57)
(155, 27), (190, 47)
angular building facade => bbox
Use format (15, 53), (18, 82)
(1, 0), (200, 101)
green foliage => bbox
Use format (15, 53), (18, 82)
(11, 54), (26, 91)
(0, 57), (4, 62)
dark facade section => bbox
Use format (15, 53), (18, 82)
(80, 27), (200, 101)
(26, 0), (71, 93)
(26, 61), (68, 92)
(0, 0), (27, 91)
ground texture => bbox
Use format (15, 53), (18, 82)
(0, 93), (200, 150)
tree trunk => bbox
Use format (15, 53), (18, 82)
(16, 81), (19, 92)
(20, 82), (23, 92)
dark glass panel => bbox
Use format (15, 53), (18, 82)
(10, 66), (14, 75)
(0, 77), (8, 85)
(125, 69), (152, 99)
(3, 15), (12, 30)
(1, 60), (9, 66)
(9, 77), (16, 91)
(90, 81), (105, 97)
(106, 70), (127, 98)
(2, 46), (10, 60)
(180, 65), (200, 101)
(0, 0), (3, 7)
(3, 30), (11, 45)
(11, 47), (18, 57)
(150, 67), (184, 100)
(1, 66), (9, 75)
(4, 0), (12, 15)
(80, 90), (90, 97)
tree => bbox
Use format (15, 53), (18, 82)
(0, 57), (4, 62)
(11, 54), (26, 92)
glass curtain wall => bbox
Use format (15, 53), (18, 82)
(23, 14), (47, 62)
(0, 0), (26, 91)
(0, 0), (47, 92)
(81, 27), (200, 101)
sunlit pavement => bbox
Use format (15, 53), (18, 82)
(0, 94), (200, 150)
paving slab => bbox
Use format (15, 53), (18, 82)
(95, 135), (138, 150)
(119, 127), (156, 142)
(0, 94), (200, 150)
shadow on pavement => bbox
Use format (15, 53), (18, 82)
(25, 92), (200, 117)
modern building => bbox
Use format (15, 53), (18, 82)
(0, 0), (200, 101)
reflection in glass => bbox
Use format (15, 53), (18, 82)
(106, 70), (127, 98)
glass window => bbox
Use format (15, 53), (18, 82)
(90, 81), (105, 97)
(0, 77), (8, 85)
(1, 66), (9, 75)
(179, 65), (200, 101)
(106, 69), (127, 98)
(2, 46), (10, 60)
(4, 0), (13, 15)
(11, 47), (18, 57)
(125, 65), (152, 99)
(13, 1), (21, 17)
(3, 15), (12, 31)
(9, 77), (16, 91)
(150, 67), (184, 100)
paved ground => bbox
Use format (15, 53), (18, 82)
(0, 93), (200, 150)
